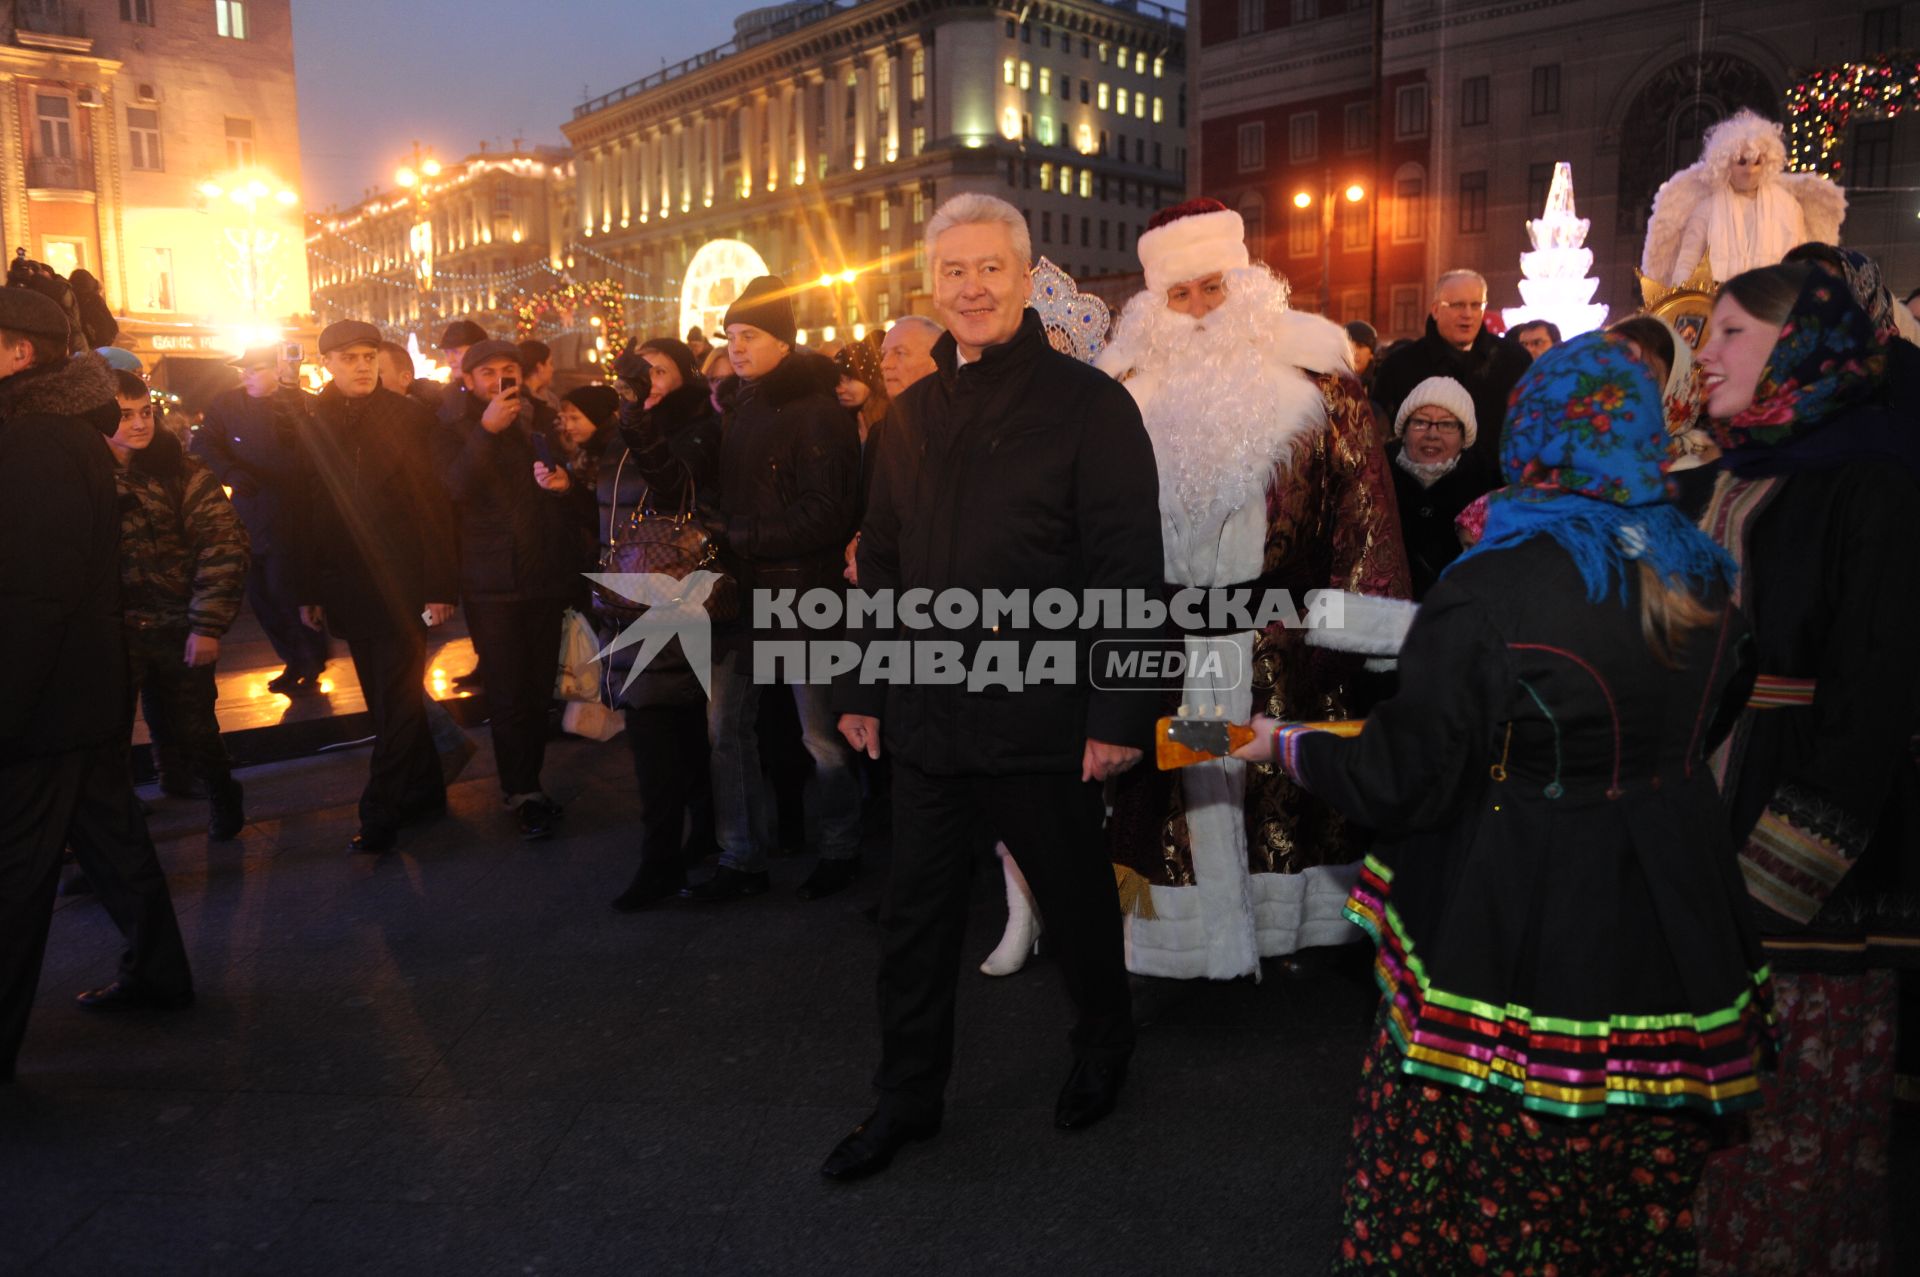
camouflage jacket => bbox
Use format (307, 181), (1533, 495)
(114, 426), (250, 636)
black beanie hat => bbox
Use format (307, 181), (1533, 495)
(563, 384), (621, 429)
(720, 275), (796, 347)
(638, 337), (702, 388)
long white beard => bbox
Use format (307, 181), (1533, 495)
(1098, 268), (1330, 536)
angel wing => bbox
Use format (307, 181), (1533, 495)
(1640, 164), (1714, 284)
(1778, 171), (1848, 247)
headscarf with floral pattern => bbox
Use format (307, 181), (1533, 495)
(1714, 262), (1885, 456)
(1448, 332), (1735, 602)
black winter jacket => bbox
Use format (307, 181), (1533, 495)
(594, 382), (723, 708)
(841, 309), (1164, 776)
(296, 385), (459, 641)
(0, 353), (126, 761)
(1373, 320), (1532, 483)
(713, 349), (861, 606)
(436, 392), (582, 603)
(1386, 443), (1493, 601)
(193, 384), (311, 556)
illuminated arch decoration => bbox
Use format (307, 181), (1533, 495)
(1785, 54), (1920, 176)
(680, 239), (771, 341)
(512, 279), (626, 341)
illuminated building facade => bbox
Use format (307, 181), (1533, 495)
(305, 145), (569, 334)
(0, 0), (310, 358)
(563, 0), (1188, 341)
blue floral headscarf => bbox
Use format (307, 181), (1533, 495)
(1449, 332), (1736, 602)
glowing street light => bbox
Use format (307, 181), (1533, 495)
(1344, 183), (1366, 203)
(1292, 190), (1313, 209)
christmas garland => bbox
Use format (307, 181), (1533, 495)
(511, 278), (627, 340)
(1784, 52), (1920, 176)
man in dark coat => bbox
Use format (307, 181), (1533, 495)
(1372, 269), (1532, 482)
(1, 291), (194, 1078)
(822, 195), (1163, 1179)
(435, 339), (577, 840)
(296, 321), (459, 854)
(696, 276), (865, 903)
(195, 345), (330, 692)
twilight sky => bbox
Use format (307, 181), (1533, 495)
(292, 0), (738, 211)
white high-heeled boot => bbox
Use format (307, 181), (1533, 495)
(980, 843), (1041, 976)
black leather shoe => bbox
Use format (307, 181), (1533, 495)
(75, 980), (195, 1012)
(821, 1110), (940, 1180)
(517, 797), (563, 841)
(688, 866), (769, 903)
(208, 780), (245, 842)
(1054, 1058), (1129, 1131)
(797, 857), (859, 900)
(349, 826), (397, 854)
(611, 872), (687, 912)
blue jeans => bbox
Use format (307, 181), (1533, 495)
(707, 647), (861, 872)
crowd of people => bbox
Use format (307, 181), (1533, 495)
(1, 152), (1914, 1272)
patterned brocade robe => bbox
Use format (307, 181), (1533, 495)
(1109, 371), (1411, 979)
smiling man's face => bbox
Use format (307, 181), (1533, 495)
(932, 221), (1032, 360)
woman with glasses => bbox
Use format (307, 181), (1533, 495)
(1386, 376), (1490, 599)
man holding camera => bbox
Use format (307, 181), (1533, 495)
(296, 321), (458, 854)
(436, 340), (581, 840)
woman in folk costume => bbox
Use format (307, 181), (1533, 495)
(1689, 257), (1920, 1276)
(1091, 198), (1409, 980)
(1238, 332), (1774, 1274)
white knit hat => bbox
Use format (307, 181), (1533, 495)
(1136, 199), (1251, 295)
(1392, 375), (1478, 448)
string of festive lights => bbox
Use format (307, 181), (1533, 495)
(1784, 53), (1920, 176)
(511, 279), (628, 340)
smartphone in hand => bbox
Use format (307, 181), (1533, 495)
(532, 432), (553, 467)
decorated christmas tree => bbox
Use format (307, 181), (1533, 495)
(1501, 162), (1608, 338)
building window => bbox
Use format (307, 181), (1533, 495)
(1461, 75), (1490, 127)
(1135, 51), (1147, 74)
(1531, 64), (1561, 116)
(1100, 219), (1110, 249)
(1458, 169), (1488, 233)
(1099, 40), (1109, 63)
(1153, 141), (1163, 168)
(1292, 0), (1318, 20)
(1394, 84), (1429, 139)
(1039, 67), (1052, 95)
(878, 59), (893, 112)
(1080, 216), (1090, 247)
(1240, 193), (1264, 257)
(1390, 284), (1421, 336)
(1060, 164), (1073, 193)
(1392, 163), (1426, 241)
(1080, 80), (1090, 104)
(120, 0), (154, 22)
(1004, 59), (1016, 85)
(1135, 94), (1146, 120)
(1344, 102), (1371, 152)
(1040, 162), (1053, 192)
(1037, 117), (1054, 145)
(1060, 74), (1071, 102)
(1117, 88), (1129, 115)
(1118, 45), (1129, 70)
(1098, 82), (1110, 110)
(1287, 202), (1316, 258)
(1079, 169), (1092, 198)
(1040, 25), (1051, 48)
(42, 238), (85, 277)
(1853, 120), (1893, 187)
(1526, 161), (1553, 212)
(1237, 121), (1265, 172)
(912, 126), (926, 155)
(1340, 196), (1369, 251)
(225, 116), (255, 167)
(1289, 111), (1318, 163)
(127, 106), (162, 171)
(1864, 6), (1902, 47)
(1152, 96), (1164, 123)
(911, 48), (926, 101)
(1019, 61), (1031, 91)
(35, 94), (73, 159)
(913, 189), (926, 222)
(1041, 210), (1052, 243)
(215, 0), (247, 39)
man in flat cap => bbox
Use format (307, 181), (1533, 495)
(296, 320), (459, 853)
(195, 345), (329, 695)
(1, 287), (195, 1079)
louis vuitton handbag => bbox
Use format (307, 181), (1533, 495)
(593, 450), (740, 623)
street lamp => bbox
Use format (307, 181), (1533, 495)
(1292, 170), (1367, 316)
(394, 142), (442, 326)
(201, 173), (299, 319)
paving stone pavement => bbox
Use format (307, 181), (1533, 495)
(4, 731), (1915, 1275)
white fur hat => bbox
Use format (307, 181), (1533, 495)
(1392, 376), (1478, 448)
(1136, 199), (1251, 296)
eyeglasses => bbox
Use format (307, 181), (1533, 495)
(1405, 416), (1462, 434)
(1436, 299), (1486, 313)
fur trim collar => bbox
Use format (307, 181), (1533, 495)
(738, 348), (839, 409)
(130, 424), (186, 479)
(0, 351), (116, 422)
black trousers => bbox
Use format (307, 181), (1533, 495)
(346, 627), (444, 832)
(249, 554), (329, 677)
(622, 702), (709, 885)
(876, 761), (1135, 1123)
(0, 745), (193, 1077)
(465, 598), (565, 799)
(127, 626), (232, 791)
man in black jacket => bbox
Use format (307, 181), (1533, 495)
(435, 339), (576, 840)
(1372, 269), (1532, 482)
(296, 321), (459, 853)
(696, 276), (865, 903)
(195, 345), (329, 692)
(2, 291), (194, 1078)
(821, 195), (1163, 1179)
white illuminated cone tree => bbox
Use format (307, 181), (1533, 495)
(1501, 162), (1608, 338)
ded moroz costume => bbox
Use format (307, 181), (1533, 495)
(1094, 199), (1410, 980)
